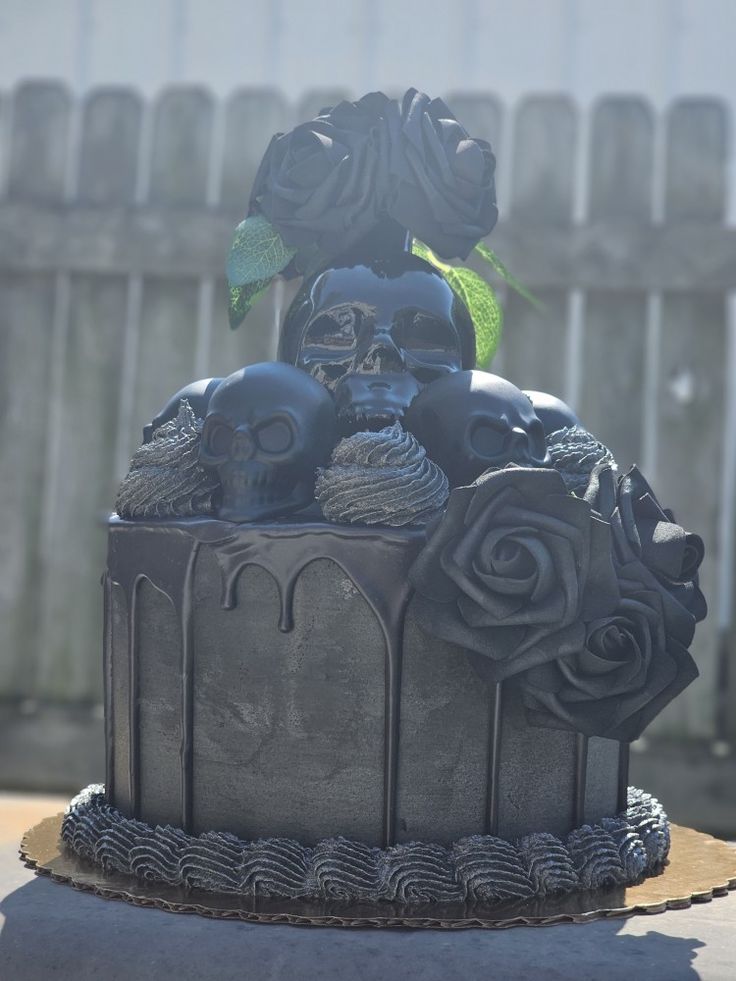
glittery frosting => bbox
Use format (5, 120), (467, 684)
(62, 785), (669, 906)
(547, 425), (617, 495)
(315, 423), (449, 526)
(115, 400), (219, 519)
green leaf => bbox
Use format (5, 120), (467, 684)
(474, 242), (544, 311)
(228, 279), (271, 330)
(412, 240), (502, 368)
(226, 214), (296, 287)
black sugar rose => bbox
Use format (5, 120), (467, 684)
(584, 464), (706, 625)
(249, 93), (391, 257)
(390, 89), (498, 260)
(409, 466), (620, 680)
(520, 563), (698, 742)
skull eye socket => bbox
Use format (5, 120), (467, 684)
(257, 419), (294, 454)
(304, 307), (361, 350)
(469, 419), (510, 459)
(205, 421), (233, 458)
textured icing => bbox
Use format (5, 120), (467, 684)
(547, 425), (617, 495)
(116, 401), (218, 519)
(62, 784), (669, 905)
(315, 423), (449, 526)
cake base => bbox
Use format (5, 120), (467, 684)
(20, 814), (735, 929)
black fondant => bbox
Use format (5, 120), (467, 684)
(199, 362), (338, 522)
(523, 390), (580, 436)
(143, 378), (223, 443)
(279, 241), (475, 434)
(404, 371), (550, 487)
(104, 516), (625, 847)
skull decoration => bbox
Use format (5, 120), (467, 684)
(523, 390), (581, 436)
(143, 377), (223, 443)
(404, 370), (550, 487)
(279, 246), (475, 434)
(199, 362), (337, 522)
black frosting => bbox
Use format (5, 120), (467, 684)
(62, 784), (669, 905)
(315, 424), (449, 526)
(116, 401), (218, 519)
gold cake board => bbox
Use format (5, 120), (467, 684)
(20, 814), (736, 930)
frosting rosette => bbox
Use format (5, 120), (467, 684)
(389, 89), (498, 260)
(520, 574), (698, 741)
(584, 464), (706, 626)
(409, 466), (619, 680)
(248, 88), (497, 265)
(249, 92), (390, 258)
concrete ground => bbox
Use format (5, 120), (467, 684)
(1, 794), (734, 981)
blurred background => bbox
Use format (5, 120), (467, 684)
(0, 0), (734, 835)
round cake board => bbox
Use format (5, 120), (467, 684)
(20, 814), (736, 930)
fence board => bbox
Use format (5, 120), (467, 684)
(651, 99), (730, 738)
(665, 99), (727, 222)
(0, 274), (56, 698)
(149, 88), (214, 207)
(34, 89), (145, 701)
(579, 99), (653, 469)
(35, 275), (129, 700)
(501, 97), (574, 395)
(7, 81), (71, 203)
(219, 89), (290, 210)
(77, 89), (142, 206)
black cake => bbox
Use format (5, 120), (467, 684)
(62, 89), (706, 907)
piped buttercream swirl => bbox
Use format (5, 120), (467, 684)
(62, 785), (669, 906)
(315, 423), (449, 526)
(547, 425), (617, 496)
(116, 400), (219, 519)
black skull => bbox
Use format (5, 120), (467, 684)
(523, 390), (581, 436)
(143, 377), (223, 443)
(199, 362), (337, 522)
(279, 251), (475, 434)
(404, 370), (550, 487)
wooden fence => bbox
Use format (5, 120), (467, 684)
(0, 82), (734, 788)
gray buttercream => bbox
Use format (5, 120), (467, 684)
(62, 784), (669, 906)
(116, 400), (219, 519)
(547, 425), (617, 495)
(315, 423), (449, 526)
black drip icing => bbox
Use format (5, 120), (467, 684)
(107, 517), (424, 847)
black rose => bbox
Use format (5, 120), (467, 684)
(249, 92), (391, 257)
(390, 89), (498, 260)
(584, 464), (706, 626)
(520, 561), (698, 741)
(409, 466), (620, 681)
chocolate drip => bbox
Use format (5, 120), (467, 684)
(107, 518), (423, 847)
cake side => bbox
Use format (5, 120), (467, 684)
(104, 516), (626, 848)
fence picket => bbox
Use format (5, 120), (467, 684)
(501, 97), (574, 395)
(651, 99), (730, 738)
(579, 98), (653, 470)
(7, 81), (71, 202)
